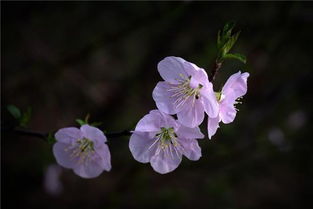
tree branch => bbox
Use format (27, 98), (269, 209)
(209, 60), (222, 82)
(2, 127), (132, 142)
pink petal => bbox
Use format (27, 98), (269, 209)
(150, 148), (182, 174)
(176, 125), (204, 139)
(135, 109), (162, 132)
(54, 127), (82, 144)
(135, 110), (178, 132)
(129, 132), (157, 163)
(80, 125), (107, 146)
(177, 98), (204, 128)
(73, 159), (104, 179)
(201, 83), (219, 118)
(157, 110), (179, 130)
(187, 63), (209, 87)
(207, 116), (220, 139)
(220, 103), (237, 124)
(152, 81), (184, 114)
(53, 142), (78, 169)
(95, 144), (111, 171)
(222, 71), (249, 101)
(179, 138), (202, 161)
(158, 56), (188, 84)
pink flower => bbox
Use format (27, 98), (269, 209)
(129, 109), (204, 174)
(53, 125), (111, 178)
(153, 56), (219, 128)
(208, 71), (249, 139)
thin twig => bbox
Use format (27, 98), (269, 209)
(209, 60), (222, 82)
(2, 127), (131, 141)
(106, 130), (132, 138)
(2, 127), (48, 141)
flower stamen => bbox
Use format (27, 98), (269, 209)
(168, 75), (203, 109)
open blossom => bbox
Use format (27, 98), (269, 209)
(129, 109), (204, 174)
(152, 56), (218, 128)
(53, 124), (111, 178)
(208, 71), (249, 139)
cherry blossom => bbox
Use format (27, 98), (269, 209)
(208, 71), (249, 139)
(53, 125), (111, 178)
(129, 109), (204, 174)
(153, 56), (218, 128)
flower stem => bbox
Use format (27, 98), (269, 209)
(209, 60), (222, 82)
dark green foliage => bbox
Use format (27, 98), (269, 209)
(46, 132), (56, 145)
(217, 22), (246, 64)
(7, 105), (32, 127)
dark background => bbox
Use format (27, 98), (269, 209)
(2, 2), (313, 209)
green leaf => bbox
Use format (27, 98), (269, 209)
(222, 21), (235, 37)
(76, 119), (86, 126)
(46, 132), (56, 145)
(222, 31), (240, 56)
(223, 53), (247, 64)
(20, 107), (32, 127)
(90, 121), (102, 127)
(7, 105), (21, 119)
(84, 113), (90, 123)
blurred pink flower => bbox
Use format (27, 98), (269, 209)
(153, 56), (218, 128)
(129, 109), (204, 174)
(44, 164), (63, 196)
(208, 71), (249, 139)
(53, 125), (111, 178)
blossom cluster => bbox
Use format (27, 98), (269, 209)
(53, 56), (249, 178)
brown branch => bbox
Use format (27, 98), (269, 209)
(209, 60), (222, 82)
(2, 127), (131, 141)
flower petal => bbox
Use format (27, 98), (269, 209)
(207, 116), (220, 139)
(179, 138), (202, 161)
(201, 83), (219, 118)
(152, 81), (183, 114)
(135, 109), (178, 132)
(73, 159), (104, 179)
(150, 148), (182, 174)
(158, 56), (188, 84)
(157, 110), (179, 130)
(95, 144), (111, 171)
(129, 132), (157, 163)
(176, 125), (204, 139)
(187, 63), (209, 87)
(80, 125), (107, 146)
(222, 71), (249, 101)
(135, 109), (162, 132)
(53, 142), (78, 169)
(220, 103), (237, 124)
(177, 98), (204, 128)
(54, 127), (82, 144)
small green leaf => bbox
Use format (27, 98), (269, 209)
(217, 30), (222, 49)
(20, 107), (32, 127)
(90, 121), (102, 127)
(222, 31), (240, 56)
(223, 53), (247, 64)
(7, 105), (21, 119)
(223, 21), (235, 37)
(46, 132), (56, 145)
(76, 119), (86, 126)
(84, 113), (90, 124)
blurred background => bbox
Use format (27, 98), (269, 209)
(2, 2), (313, 209)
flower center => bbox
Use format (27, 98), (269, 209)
(156, 127), (178, 149)
(168, 74), (203, 108)
(69, 137), (95, 164)
(77, 138), (95, 153)
(215, 91), (223, 102)
(215, 91), (242, 111)
(148, 127), (183, 158)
